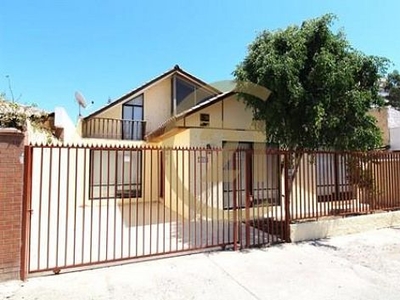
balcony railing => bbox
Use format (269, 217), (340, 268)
(82, 118), (146, 140)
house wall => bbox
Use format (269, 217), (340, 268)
(181, 95), (259, 131)
(144, 78), (172, 133)
(0, 129), (25, 281)
(87, 77), (172, 138)
(184, 102), (223, 128)
(222, 96), (256, 130)
(161, 126), (292, 220)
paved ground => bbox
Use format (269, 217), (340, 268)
(2, 227), (400, 300)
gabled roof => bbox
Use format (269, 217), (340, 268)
(145, 91), (236, 141)
(84, 65), (221, 120)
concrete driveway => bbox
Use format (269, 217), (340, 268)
(2, 227), (400, 300)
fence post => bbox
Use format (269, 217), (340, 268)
(245, 149), (251, 248)
(20, 145), (33, 281)
(232, 151), (239, 251)
(284, 151), (292, 242)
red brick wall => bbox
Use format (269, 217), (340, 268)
(0, 129), (25, 281)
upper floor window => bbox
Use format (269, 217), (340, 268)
(173, 76), (215, 114)
(122, 94), (144, 140)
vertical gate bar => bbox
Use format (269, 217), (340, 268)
(300, 151), (305, 219)
(158, 148), (163, 253)
(284, 151), (291, 242)
(216, 149), (220, 247)
(97, 149), (104, 261)
(358, 153), (363, 213)
(384, 152), (389, 209)
(368, 152), (374, 212)
(55, 147), (62, 269)
(194, 148), (197, 249)
(142, 148), (147, 256)
(120, 149), (125, 259)
(20, 146), (33, 281)
(389, 152), (393, 209)
(238, 150), (243, 248)
(150, 148), (154, 255)
(163, 149), (167, 254)
(222, 149), (226, 246)
(380, 152), (384, 210)
(113, 149), (118, 260)
(105, 149), (110, 261)
(181, 148), (185, 251)
(128, 149), (133, 257)
(303, 152), (308, 219)
(36, 147), (44, 270)
(333, 153), (339, 214)
(135, 149), (139, 257)
(392, 153), (399, 208)
(72, 148), (78, 265)
(387, 152), (391, 209)
(296, 151), (300, 219)
(253, 149), (258, 246)
(175, 149), (179, 251)
(391, 152), (395, 209)
(396, 152), (399, 208)
(316, 151), (320, 219)
(169, 148), (172, 252)
(46, 147), (53, 269)
(64, 147), (71, 267)
(232, 151), (238, 251)
(205, 148), (209, 247)
(200, 148), (204, 249)
(156, 148), (161, 254)
(245, 149), (250, 248)
(210, 148), (214, 247)
(81, 148), (87, 264)
(317, 152), (324, 216)
(261, 149), (266, 244)
(188, 149), (191, 250)
(89, 149), (94, 263)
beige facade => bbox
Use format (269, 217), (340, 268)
(72, 66), (392, 220)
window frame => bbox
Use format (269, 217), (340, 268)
(89, 149), (143, 200)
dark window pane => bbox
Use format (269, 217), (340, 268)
(176, 77), (195, 108)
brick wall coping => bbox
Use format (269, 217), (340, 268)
(0, 128), (24, 135)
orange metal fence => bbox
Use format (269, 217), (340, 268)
(21, 144), (400, 278)
(22, 144), (288, 277)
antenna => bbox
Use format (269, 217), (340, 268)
(75, 91), (87, 117)
(5, 75), (15, 102)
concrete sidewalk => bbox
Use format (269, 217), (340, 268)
(2, 227), (400, 300)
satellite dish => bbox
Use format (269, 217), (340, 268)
(75, 91), (87, 117)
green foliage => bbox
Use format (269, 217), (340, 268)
(234, 14), (389, 151)
(0, 94), (48, 131)
(383, 70), (400, 110)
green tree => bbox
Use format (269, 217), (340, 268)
(234, 14), (389, 151)
(383, 70), (400, 110)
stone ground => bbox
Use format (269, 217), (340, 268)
(1, 227), (400, 300)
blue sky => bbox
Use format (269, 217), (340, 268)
(1, 0), (400, 120)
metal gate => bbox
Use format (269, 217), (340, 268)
(21, 144), (289, 278)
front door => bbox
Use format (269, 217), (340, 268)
(223, 142), (252, 209)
